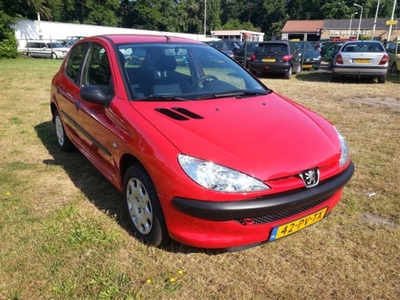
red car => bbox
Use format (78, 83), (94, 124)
(50, 34), (354, 250)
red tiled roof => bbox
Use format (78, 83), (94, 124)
(282, 20), (324, 33)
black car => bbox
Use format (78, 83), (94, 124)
(249, 41), (302, 79)
(290, 41), (321, 70)
(242, 41), (260, 68)
(205, 39), (244, 64)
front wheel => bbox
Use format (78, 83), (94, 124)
(123, 164), (169, 247)
(51, 52), (57, 59)
(294, 63), (301, 74)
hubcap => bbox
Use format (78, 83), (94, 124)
(55, 115), (64, 146)
(126, 177), (153, 235)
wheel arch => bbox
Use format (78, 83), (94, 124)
(50, 101), (58, 123)
(119, 153), (141, 185)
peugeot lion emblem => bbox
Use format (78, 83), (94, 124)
(299, 168), (320, 188)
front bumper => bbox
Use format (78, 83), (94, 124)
(166, 162), (354, 249)
(173, 162), (354, 221)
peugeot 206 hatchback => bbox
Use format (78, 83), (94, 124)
(50, 34), (354, 250)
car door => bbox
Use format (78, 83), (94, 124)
(74, 42), (119, 179)
(55, 42), (89, 148)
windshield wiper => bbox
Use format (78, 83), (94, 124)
(194, 90), (270, 100)
(142, 95), (187, 101)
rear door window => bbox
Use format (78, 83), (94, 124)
(65, 43), (88, 84)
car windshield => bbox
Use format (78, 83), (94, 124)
(342, 42), (385, 52)
(292, 42), (315, 52)
(47, 43), (64, 48)
(206, 42), (230, 51)
(256, 43), (287, 54)
(117, 43), (268, 101)
(246, 43), (259, 52)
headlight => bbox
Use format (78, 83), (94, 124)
(178, 154), (270, 193)
(335, 127), (350, 167)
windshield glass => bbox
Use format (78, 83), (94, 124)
(117, 43), (268, 101)
(48, 43), (64, 48)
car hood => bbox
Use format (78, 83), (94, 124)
(133, 93), (340, 181)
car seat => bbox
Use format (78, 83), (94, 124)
(152, 55), (182, 96)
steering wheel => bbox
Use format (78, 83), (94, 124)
(190, 75), (218, 91)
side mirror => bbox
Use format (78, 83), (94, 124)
(80, 85), (107, 105)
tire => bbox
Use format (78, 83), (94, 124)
(51, 52), (57, 59)
(123, 164), (169, 247)
(284, 66), (292, 79)
(331, 73), (339, 82)
(294, 63), (301, 74)
(54, 110), (74, 151)
(391, 63), (398, 75)
(378, 75), (386, 84)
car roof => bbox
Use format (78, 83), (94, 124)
(80, 34), (203, 45)
(259, 40), (290, 45)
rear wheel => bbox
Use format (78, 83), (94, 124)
(391, 63), (398, 75)
(54, 110), (74, 151)
(284, 66), (292, 79)
(331, 73), (340, 82)
(123, 164), (169, 247)
(378, 75), (386, 84)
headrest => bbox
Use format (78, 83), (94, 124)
(156, 55), (177, 72)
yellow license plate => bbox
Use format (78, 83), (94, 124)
(302, 64), (313, 68)
(269, 207), (328, 241)
(262, 58), (276, 62)
(354, 59), (371, 63)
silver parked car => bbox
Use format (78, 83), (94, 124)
(24, 40), (70, 59)
(332, 41), (388, 83)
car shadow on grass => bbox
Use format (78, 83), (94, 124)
(34, 121), (226, 254)
(293, 66), (400, 84)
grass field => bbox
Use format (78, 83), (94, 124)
(0, 58), (399, 299)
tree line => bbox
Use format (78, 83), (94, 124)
(0, 0), (398, 58)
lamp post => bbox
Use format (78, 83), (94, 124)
(354, 3), (363, 40)
(387, 0), (398, 41)
(349, 12), (358, 37)
(204, 0), (207, 36)
(372, 0), (381, 40)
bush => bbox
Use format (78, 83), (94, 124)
(0, 31), (19, 58)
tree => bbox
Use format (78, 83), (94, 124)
(0, 10), (18, 58)
(253, 0), (288, 39)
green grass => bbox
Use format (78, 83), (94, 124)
(0, 58), (399, 299)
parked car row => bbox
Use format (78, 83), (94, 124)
(23, 40), (70, 59)
(205, 38), (397, 83)
(22, 36), (86, 59)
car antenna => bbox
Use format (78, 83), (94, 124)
(131, 8), (171, 43)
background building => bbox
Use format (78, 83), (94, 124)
(210, 30), (265, 42)
(282, 18), (400, 41)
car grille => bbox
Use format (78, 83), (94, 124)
(235, 194), (333, 226)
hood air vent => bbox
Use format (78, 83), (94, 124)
(172, 107), (204, 119)
(155, 107), (204, 121)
